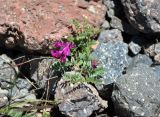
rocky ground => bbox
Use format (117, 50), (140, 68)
(0, 0), (160, 117)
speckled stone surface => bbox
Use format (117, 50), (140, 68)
(0, 54), (18, 89)
(120, 0), (160, 33)
(98, 29), (123, 42)
(92, 41), (128, 85)
(112, 63), (160, 117)
(0, 54), (18, 107)
(55, 78), (107, 117)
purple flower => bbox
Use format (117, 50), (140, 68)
(52, 41), (64, 48)
(51, 41), (75, 63)
(91, 59), (98, 69)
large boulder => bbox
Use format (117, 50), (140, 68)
(93, 41), (128, 86)
(112, 57), (160, 117)
(0, 54), (18, 107)
(55, 78), (108, 117)
(0, 0), (106, 53)
(103, 0), (139, 35)
(120, 0), (160, 33)
(0, 54), (36, 108)
(9, 78), (36, 104)
(0, 54), (19, 89)
(92, 29), (129, 86)
(110, 16), (139, 35)
(30, 58), (54, 89)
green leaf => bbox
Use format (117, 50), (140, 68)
(63, 72), (83, 84)
(90, 67), (104, 78)
(85, 77), (101, 84)
(42, 111), (50, 117)
(51, 19), (103, 85)
(78, 60), (84, 66)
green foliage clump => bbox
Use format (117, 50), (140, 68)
(0, 99), (56, 117)
(0, 108), (35, 117)
(52, 20), (104, 84)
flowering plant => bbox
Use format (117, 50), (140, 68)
(51, 20), (103, 84)
(51, 41), (75, 63)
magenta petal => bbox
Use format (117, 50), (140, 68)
(51, 50), (61, 58)
(53, 41), (64, 48)
(51, 51), (58, 58)
(62, 46), (70, 56)
(70, 43), (76, 48)
(91, 59), (97, 69)
(51, 41), (76, 63)
(60, 55), (67, 63)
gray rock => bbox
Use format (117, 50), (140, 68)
(154, 54), (160, 65)
(110, 16), (139, 35)
(145, 42), (160, 62)
(144, 43), (156, 57)
(120, 0), (160, 33)
(101, 20), (110, 29)
(92, 41), (128, 85)
(0, 88), (8, 108)
(103, 0), (123, 18)
(16, 78), (31, 89)
(0, 54), (19, 89)
(103, 0), (115, 18)
(0, 54), (37, 108)
(112, 63), (160, 117)
(98, 29), (123, 43)
(9, 78), (36, 103)
(129, 41), (141, 55)
(103, 0), (115, 9)
(107, 9), (115, 18)
(55, 78), (107, 117)
(110, 16), (123, 31)
(128, 36), (149, 55)
(152, 66), (160, 80)
(0, 54), (19, 107)
(154, 43), (160, 54)
(31, 58), (54, 88)
(30, 58), (61, 98)
(128, 54), (153, 68)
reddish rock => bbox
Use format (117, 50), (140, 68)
(0, 0), (106, 53)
